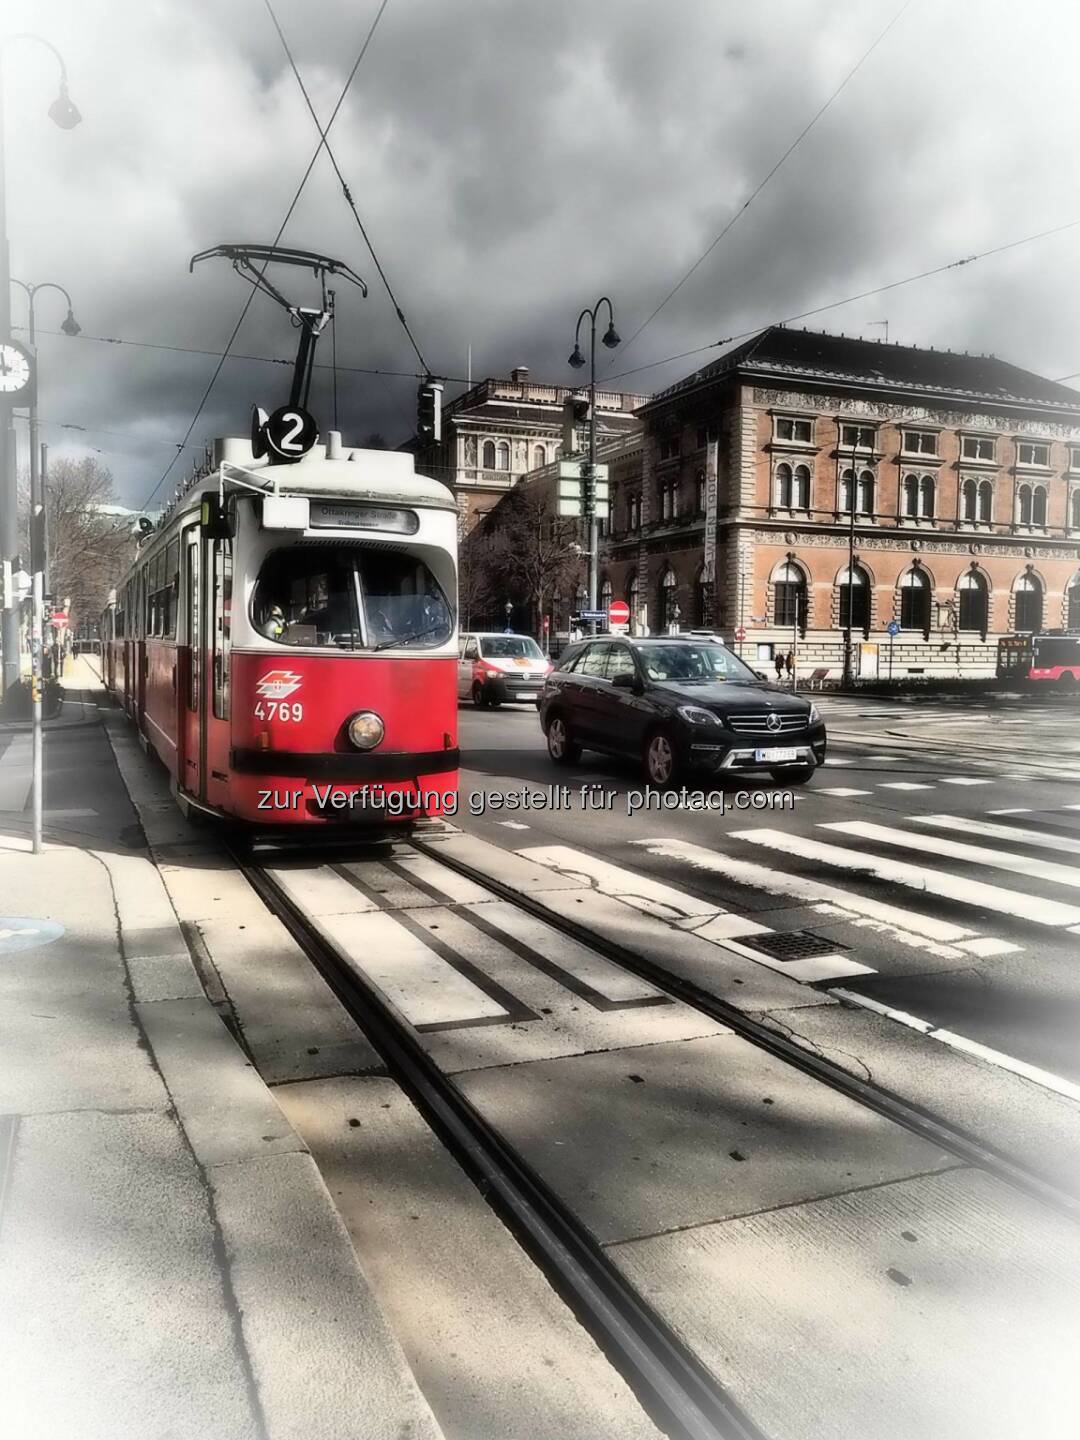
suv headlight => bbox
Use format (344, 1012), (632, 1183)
(677, 704), (722, 726)
(347, 711), (385, 750)
(808, 703), (822, 724)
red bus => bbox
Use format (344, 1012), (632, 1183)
(997, 632), (1080, 684)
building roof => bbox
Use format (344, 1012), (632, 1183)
(648, 326), (1080, 414)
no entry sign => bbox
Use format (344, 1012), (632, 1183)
(609, 599), (630, 626)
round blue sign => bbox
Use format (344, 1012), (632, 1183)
(0, 917), (65, 955)
(886, 620), (901, 637)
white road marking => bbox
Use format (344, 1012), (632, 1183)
(319, 909), (508, 1026)
(914, 814), (1080, 857)
(730, 827), (1080, 927)
(394, 853), (495, 905)
(822, 820), (1080, 893)
(833, 989), (1080, 1105)
(266, 865), (380, 916)
(632, 838), (978, 948)
(954, 937), (1023, 957)
(720, 941), (875, 983)
(495, 820), (530, 830)
(938, 777), (992, 786)
(823, 757), (854, 766)
(518, 845), (723, 923)
(988, 808), (1031, 815)
(816, 787), (871, 797)
(878, 781), (934, 791)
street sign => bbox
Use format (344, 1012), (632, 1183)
(734, 626), (746, 641)
(558, 461), (608, 480)
(609, 600), (630, 626)
(579, 609), (607, 622)
(886, 620), (900, 637)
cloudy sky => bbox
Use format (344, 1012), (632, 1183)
(4, 0), (1080, 507)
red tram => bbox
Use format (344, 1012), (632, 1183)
(102, 434), (459, 829)
(996, 631), (1080, 685)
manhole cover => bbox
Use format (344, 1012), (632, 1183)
(738, 930), (848, 962)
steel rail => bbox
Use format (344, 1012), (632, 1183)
(237, 850), (769, 1440)
(411, 836), (1080, 1225)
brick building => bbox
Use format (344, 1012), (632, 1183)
(413, 366), (647, 536)
(600, 326), (1080, 678)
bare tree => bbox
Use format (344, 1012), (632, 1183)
(24, 457), (138, 626)
(478, 483), (583, 636)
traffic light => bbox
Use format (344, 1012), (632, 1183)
(417, 378), (443, 444)
(561, 392), (590, 455)
(581, 461), (595, 515)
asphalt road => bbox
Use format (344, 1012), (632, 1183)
(456, 691), (1080, 1093)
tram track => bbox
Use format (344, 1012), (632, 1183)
(235, 843), (769, 1440)
(231, 828), (1080, 1440)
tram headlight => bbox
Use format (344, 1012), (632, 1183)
(347, 710), (385, 750)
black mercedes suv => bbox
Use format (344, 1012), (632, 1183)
(538, 635), (827, 787)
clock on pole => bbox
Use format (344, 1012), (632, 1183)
(0, 339), (36, 405)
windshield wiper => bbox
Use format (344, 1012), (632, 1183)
(370, 623), (447, 652)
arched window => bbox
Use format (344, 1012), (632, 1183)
(482, 440), (496, 470)
(1071, 491), (1080, 532)
(919, 475), (935, 518)
(696, 470), (707, 513)
(694, 568), (714, 628)
(628, 574), (641, 633)
(659, 568), (679, 632)
(495, 441), (510, 472)
(1032, 486), (1047, 527)
(793, 464), (810, 509)
(978, 481), (993, 523)
(533, 445), (546, 469)
(600, 577), (613, 610)
(840, 468), (854, 513)
(899, 568), (931, 632)
(837, 564), (869, 633)
(957, 570), (988, 634)
(776, 462), (793, 508)
(857, 469), (875, 515)
(1068, 576), (1080, 630)
(774, 561), (807, 632)
(903, 474), (919, 518)
(1014, 572), (1043, 633)
(1017, 484), (1033, 526)
(962, 479), (977, 522)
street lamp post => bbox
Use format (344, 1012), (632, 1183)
(0, 33), (80, 696)
(10, 281), (79, 856)
(842, 438), (859, 688)
(569, 298), (619, 634)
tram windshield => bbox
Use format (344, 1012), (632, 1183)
(252, 544), (453, 651)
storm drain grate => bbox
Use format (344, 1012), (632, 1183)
(738, 930), (849, 962)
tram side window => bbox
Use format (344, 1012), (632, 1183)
(163, 540), (179, 639)
(251, 544), (453, 651)
(213, 540), (232, 720)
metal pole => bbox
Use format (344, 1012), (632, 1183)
(843, 440), (857, 687)
(31, 437), (44, 853)
(586, 310), (598, 634)
(792, 587), (799, 692)
(0, 59), (18, 697)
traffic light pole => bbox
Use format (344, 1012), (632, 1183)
(569, 298), (618, 636)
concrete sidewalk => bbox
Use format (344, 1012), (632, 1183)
(0, 682), (443, 1440)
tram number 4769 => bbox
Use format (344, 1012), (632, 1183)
(254, 701), (304, 722)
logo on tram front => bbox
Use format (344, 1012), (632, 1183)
(256, 669), (303, 701)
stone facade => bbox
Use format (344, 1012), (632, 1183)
(599, 327), (1080, 678)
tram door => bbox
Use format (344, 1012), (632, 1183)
(180, 526), (203, 800)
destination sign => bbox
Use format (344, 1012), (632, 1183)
(309, 503), (419, 534)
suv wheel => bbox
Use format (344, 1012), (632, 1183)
(472, 683), (489, 709)
(644, 730), (679, 789)
(547, 714), (581, 764)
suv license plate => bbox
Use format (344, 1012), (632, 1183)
(755, 747), (798, 763)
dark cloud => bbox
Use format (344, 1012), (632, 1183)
(3, 0), (1078, 507)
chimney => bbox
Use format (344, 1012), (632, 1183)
(510, 366), (529, 385)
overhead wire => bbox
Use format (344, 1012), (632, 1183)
(263, 0), (430, 374)
(617, 0), (915, 360)
(140, 0), (391, 512)
(605, 216), (1080, 384)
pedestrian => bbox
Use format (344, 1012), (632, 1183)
(785, 649), (795, 679)
(773, 651), (784, 681)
